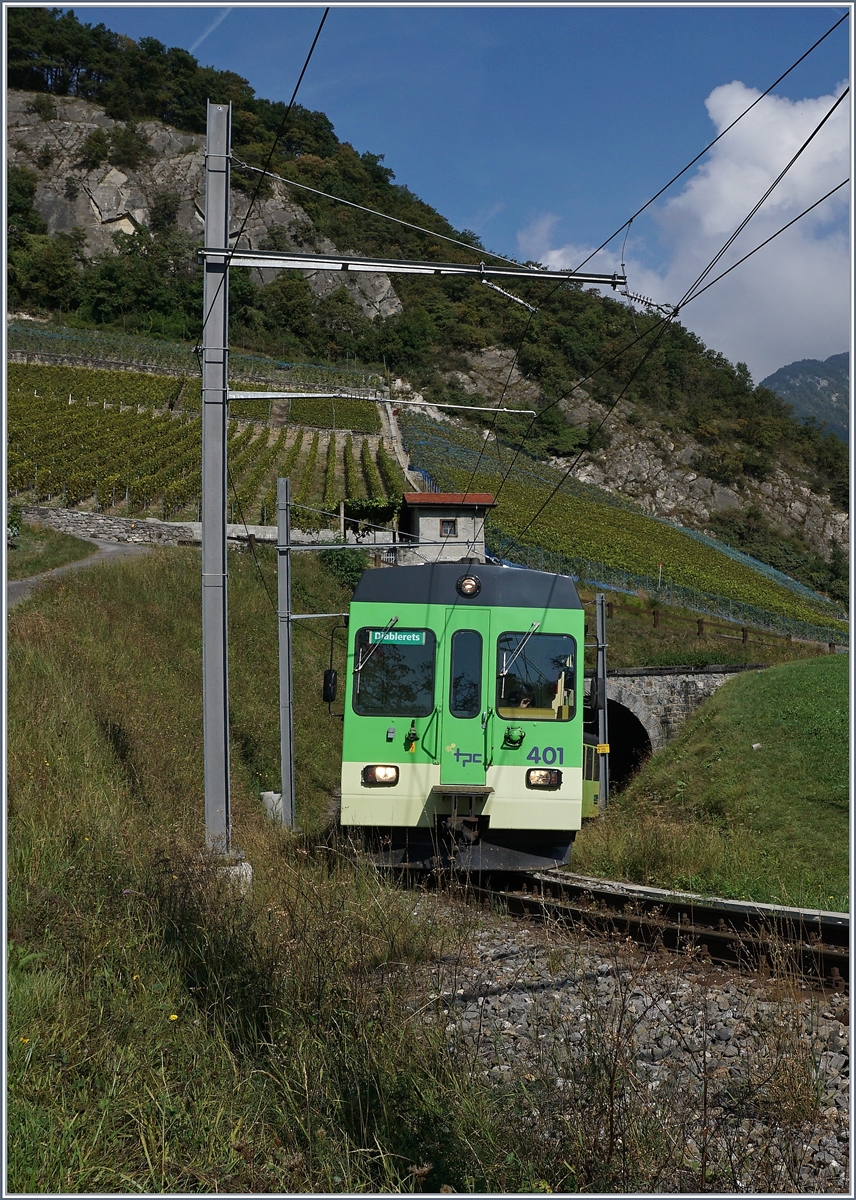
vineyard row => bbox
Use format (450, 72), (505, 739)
(8, 387), (405, 526)
(8, 363), (381, 431)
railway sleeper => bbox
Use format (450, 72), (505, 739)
(495, 891), (849, 991)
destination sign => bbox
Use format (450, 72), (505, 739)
(369, 629), (426, 646)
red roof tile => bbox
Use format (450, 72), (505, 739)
(401, 492), (495, 507)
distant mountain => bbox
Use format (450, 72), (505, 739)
(761, 353), (849, 443)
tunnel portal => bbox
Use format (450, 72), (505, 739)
(605, 700), (652, 792)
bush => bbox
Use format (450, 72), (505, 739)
(7, 503), (23, 546)
(79, 127), (109, 170)
(321, 545), (369, 592)
(31, 92), (56, 120)
(107, 122), (153, 170)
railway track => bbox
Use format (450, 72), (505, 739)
(467, 870), (850, 994)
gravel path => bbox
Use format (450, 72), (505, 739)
(416, 898), (849, 1192)
(6, 538), (152, 608)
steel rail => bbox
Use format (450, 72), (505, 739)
(471, 870), (849, 993)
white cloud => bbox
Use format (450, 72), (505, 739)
(517, 81), (850, 382)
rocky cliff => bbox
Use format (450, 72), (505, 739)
(7, 90), (402, 321)
(440, 347), (849, 562)
(7, 89), (848, 565)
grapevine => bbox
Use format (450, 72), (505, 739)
(376, 439), (405, 498)
(323, 434), (339, 512)
(343, 435), (361, 499)
(235, 429), (288, 517)
(294, 432), (320, 508)
(259, 432), (305, 524)
(361, 438), (385, 500)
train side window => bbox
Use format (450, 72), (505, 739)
(583, 744), (605, 782)
(583, 745), (600, 781)
(496, 631), (576, 721)
(353, 627), (436, 716)
(449, 630), (482, 718)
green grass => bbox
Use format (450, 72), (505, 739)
(7, 550), (845, 1190)
(573, 655), (850, 910)
(575, 586), (828, 668)
(6, 548), (457, 1191)
(6, 521), (96, 579)
(4, 549), (563, 1193)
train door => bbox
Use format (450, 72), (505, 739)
(439, 608), (488, 786)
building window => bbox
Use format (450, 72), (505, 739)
(440, 518), (458, 538)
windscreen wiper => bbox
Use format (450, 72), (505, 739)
(355, 616), (398, 693)
(498, 622), (540, 697)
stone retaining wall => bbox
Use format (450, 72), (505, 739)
(16, 505), (195, 545)
(8, 350), (191, 377)
(13, 505), (396, 547)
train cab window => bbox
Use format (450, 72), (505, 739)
(449, 630), (482, 718)
(353, 627), (436, 716)
(496, 632), (576, 721)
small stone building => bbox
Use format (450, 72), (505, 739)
(397, 492), (496, 564)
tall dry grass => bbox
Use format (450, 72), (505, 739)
(7, 547), (844, 1191)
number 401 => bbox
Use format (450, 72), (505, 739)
(526, 746), (564, 765)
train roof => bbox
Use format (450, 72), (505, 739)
(351, 562), (582, 610)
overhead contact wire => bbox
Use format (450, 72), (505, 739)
(415, 90), (843, 562)
(230, 159), (524, 268)
(682, 178), (850, 306)
(196, 6), (330, 360)
(501, 94), (850, 557)
(205, 11), (846, 581)
(572, 9), (849, 273)
(677, 87), (849, 309)
(456, 45), (849, 536)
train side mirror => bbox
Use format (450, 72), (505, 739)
(322, 669), (338, 704)
(585, 678), (605, 713)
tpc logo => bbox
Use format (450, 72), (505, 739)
(445, 743), (482, 768)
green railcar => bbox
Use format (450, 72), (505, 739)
(339, 562), (590, 870)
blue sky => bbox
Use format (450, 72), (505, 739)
(65, 5), (851, 379)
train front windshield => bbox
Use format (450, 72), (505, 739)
(496, 631), (576, 720)
(353, 627), (436, 716)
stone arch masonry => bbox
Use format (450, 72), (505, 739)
(605, 665), (765, 751)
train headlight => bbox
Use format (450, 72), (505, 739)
(362, 765), (399, 786)
(456, 573), (481, 598)
(526, 768), (562, 789)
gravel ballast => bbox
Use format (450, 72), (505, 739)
(414, 898), (849, 1193)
